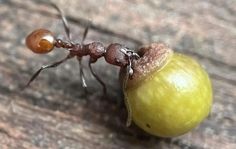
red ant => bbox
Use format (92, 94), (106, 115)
(25, 3), (140, 95)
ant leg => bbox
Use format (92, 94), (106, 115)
(88, 60), (107, 95)
(81, 18), (92, 43)
(75, 22), (91, 92)
(82, 25), (89, 43)
(49, 2), (71, 40)
(25, 54), (73, 88)
(77, 57), (88, 91)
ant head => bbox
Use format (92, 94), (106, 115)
(105, 43), (140, 68)
(26, 29), (55, 54)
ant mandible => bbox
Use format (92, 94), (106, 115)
(25, 3), (140, 95)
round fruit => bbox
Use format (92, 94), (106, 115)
(121, 43), (212, 137)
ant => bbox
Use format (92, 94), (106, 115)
(25, 3), (140, 96)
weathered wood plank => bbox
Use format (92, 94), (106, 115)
(0, 0), (235, 148)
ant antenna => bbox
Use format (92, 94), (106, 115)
(122, 58), (133, 126)
(119, 47), (141, 125)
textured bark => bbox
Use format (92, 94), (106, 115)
(0, 0), (235, 148)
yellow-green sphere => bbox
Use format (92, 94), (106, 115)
(123, 44), (212, 137)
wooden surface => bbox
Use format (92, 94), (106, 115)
(0, 0), (235, 148)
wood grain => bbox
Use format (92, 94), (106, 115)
(0, 0), (235, 148)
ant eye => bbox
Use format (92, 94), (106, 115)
(26, 29), (55, 54)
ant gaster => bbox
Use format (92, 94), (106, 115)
(25, 3), (140, 95)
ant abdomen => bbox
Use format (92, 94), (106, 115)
(105, 43), (128, 67)
(26, 29), (55, 54)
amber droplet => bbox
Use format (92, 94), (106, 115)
(26, 29), (55, 54)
